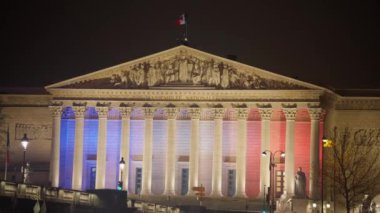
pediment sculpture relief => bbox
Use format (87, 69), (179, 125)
(63, 51), (306, 90)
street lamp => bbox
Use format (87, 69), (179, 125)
(321, 136), (333, 213)
(20, 133), (29, 184)
(118, 157), (125, 191)
(262, 150), (285, 213)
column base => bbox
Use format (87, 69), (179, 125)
(209, 192), (223, 198)
(234, 193), (247, 198)
(163, 191), (176, 196)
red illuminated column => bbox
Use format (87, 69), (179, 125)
(119, 106), (132, 191)
(188, 107), (201, 195)
(235, 107), (248, 198)
(72, 105), (86, 190)
(258, 106), (272, 197)
(141, 107), (156, 195)
(210, 108), (225, 197)
(164, 107), (179, 195)
(49, 105), (63, 188)
(283, 106), (297, 196)
(308, 107), (322, 200)
(95, 106), (109, 189)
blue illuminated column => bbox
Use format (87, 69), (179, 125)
(258, 106), (272, 198)
(72, 105), (86, 190)
(283, 106), (297, 196)
(163, 107), (179, 195)
(188, 107), (201, 195)
(235, 107), (248, 198)
(119, 106), (132, 191)
(95, 106), (109, 189)
(140, 106), (156, 195)
(210, 107), (225, 197)
(49, 105), (63, 188)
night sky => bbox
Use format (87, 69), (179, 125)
(1, 1), (379, 89)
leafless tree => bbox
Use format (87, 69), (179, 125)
(324, 127), (380, 213)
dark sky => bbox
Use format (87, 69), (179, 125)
(1, 1), (379, 89)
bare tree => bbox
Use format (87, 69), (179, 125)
(325, 127), (380, 213)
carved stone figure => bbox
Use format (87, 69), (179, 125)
(361, 194), (372, 213)
(276, 191), (292, 213)
(220, 64), (229, 89)
(295, 167), (306, 198)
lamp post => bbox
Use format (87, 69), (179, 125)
(20, 133), (29, 184)
(322, 136), (333, 213)
(118, 157), (125, 191)
(262, 150), (285, 213)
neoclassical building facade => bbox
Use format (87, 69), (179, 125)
(1, 45), (379, 203)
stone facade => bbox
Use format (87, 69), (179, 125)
(0, 46), (378, 211)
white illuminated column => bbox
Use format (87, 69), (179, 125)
(49, 106), (63, 188)
(95, 106), (109, 189)
(140, 107), (155, 195)
(210, 108), (225, 197)
(188, 107), (201, 195)
(283, 107), (297, 196)
(308, 107), (322, 200)
(258, 107), (272, 197)
(72, 106), (86, 190)
(164, 107), (179, 195)
(235, 108), (248, 198)
(119, 107), (132, 191)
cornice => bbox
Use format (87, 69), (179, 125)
(47, 88), (324, 102)
(335, 97), (380, 110)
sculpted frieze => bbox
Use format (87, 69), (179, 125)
(62, 51), (307, 90)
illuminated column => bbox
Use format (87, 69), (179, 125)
(283, 107), (297, 195)
(188, 107), (201, 195)
(163, 107), (179, 195)
(235, 108), (248, 198)
(258, 107), (272, 197)
(49, 105), (63, 188)
(72, 105), (86, 190)
(308, 107), (322, 200)
(95, 106), (109, 189)
(210, 108), (225, 197)
(119, 107), (132, 191)
(140, 107), (156, 195)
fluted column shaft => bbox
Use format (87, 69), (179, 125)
(188, 108), (201, 195)
(258, 108), (272, 197)
(49, 106), (63, 187)
(164, 107), (178, 195)
(308, 108), (322, 200)
(283, 108), (297, 195)
(210, 108), (225, 197)
(72, 106), (86, 190)
(120, 107), (132, 191)
(95, 107), (109, 189)
(235, 108), (248, 198)
(140, 107), (155, 195)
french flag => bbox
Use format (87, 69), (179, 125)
(176, 14), (186, 26)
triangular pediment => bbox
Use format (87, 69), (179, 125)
(46, 45), (323, 91)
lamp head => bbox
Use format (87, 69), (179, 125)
(119, 157), (126, 170)
(280, 152), (285, 157)
(312, 203), (317, 208)
(261, 151), (268, 157)
(21, 133), (29, 150)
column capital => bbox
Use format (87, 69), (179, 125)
(164, 107), (179, 119)
(49, 106), (63, 118)
(72, 106), (86, 118)
(95, 107), (109, 118)
(119, 107), (132, 119)
(212, 108), (226, 119)
(283, 108), (297, 121)
(307, 108), (322, 121)
(142, 107), (156, 119)
(235, 108), (249, 120)
(258, 108), (272, 121)
(188, 108), (201, 119)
